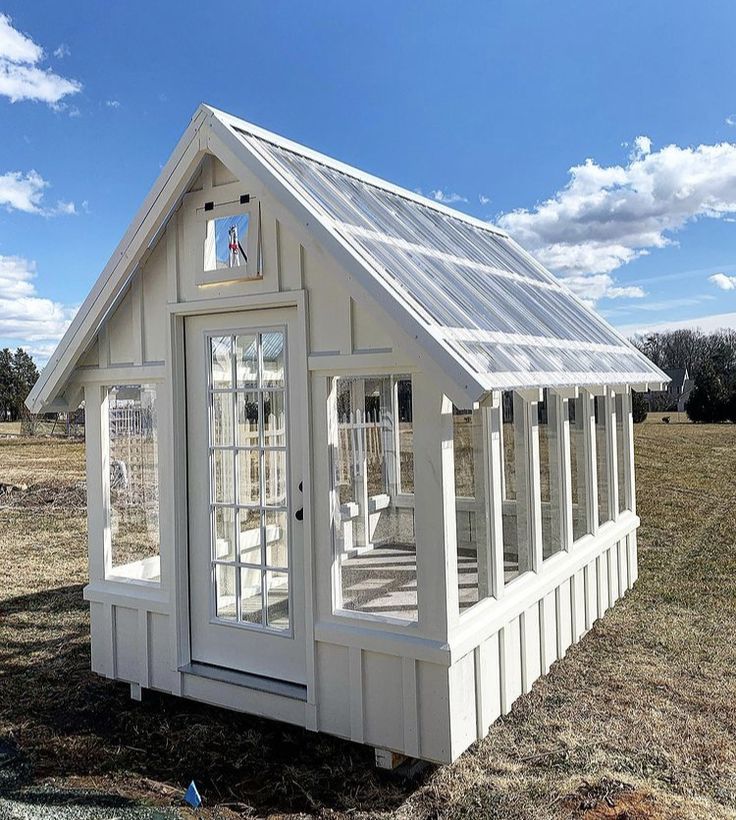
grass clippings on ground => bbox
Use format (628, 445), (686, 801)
(0, 424), (735, 818)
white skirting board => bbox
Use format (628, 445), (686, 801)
(85, 524), (639, 765)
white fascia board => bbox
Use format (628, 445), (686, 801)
(207, 115), (486, 408)
(202, 104), (510, 240)
(26, 107), (212, 414)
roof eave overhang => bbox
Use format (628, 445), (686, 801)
(25, 106), (213, 414)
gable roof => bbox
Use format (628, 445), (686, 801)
(27, 104), (667, 414)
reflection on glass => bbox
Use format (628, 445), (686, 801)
(569, 396), (590, 542)
(265, 509), (288, 568)
(214, 506), (236, 561)
(263, 391), (286, 447)
(212, 392), (233, 447)
(211, 337), (232, 388)
(236, 392), (260, 448)
(595, 396), (611, 525)
(238, 507), (261, 564)
(213, 449), (234, 504)
(264, 449), (287, 506)
(615, 393), (627, 514)
(237, 449), (260, 505)
(215, 564), (236, 620)
(235, 334), (258, 388)
(208, 329), (290, 630)
(266, 571), (290, 629)
(240, 568), (263, 624)
(261, 332), (285, 387)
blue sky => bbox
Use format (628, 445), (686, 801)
(2, 1), (736, 362)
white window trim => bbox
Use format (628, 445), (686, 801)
(196, 198), (261, 286)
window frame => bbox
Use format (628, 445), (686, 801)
(196, 198), (261, 286)
(101, 381), (164, 587)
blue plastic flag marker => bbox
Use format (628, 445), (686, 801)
(184, 780), (202, 808)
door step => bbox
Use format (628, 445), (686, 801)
(180, 662), (307, 701)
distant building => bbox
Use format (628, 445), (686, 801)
(647, 367), (691, 411)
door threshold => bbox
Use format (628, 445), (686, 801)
(179, 661), (307, 701)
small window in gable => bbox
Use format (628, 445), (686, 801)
(205, 213), (249, 271)
(198, 199), (261, 286)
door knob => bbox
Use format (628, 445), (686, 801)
(295, 507), (304, 521)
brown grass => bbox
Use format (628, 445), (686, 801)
(0, 425), (735, 818)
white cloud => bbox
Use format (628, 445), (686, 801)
(726, 115), (736, 127)
(479, 194), (491, 205)
(498, 137), (736, 298)
(106, 99), (120, 108)
(618, 310), (736, 337)
(709, 272), (736, 291)
(53, 43), (70, 59)
(0, 13), (81, 105)
(0, 255), (77, 358)
(0, 169), (76, 216)
(431, 189), (468, 204)
(560, 272), (646, 305)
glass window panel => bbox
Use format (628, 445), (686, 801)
(452, 407), (488, 614)
(107, 384), (160, 581)
(453, 409), (474, 498)
(214, 506), (236, 561)
(235, 334), (258, 389)
(263, 449), (287, 506)
(539, 391), (563, 560)
(332, 374), (416, 622)
(615, 393), (628, 514)
(501, 392), (532, 583)
(212, 392), (233, 447)
(215, 563), (237, 620)
(569, 397), (590, 542)
(595, 396), (612, 525)
(265, 509), (288, 568)
(240, 568), (263, 625)
(237, 449), (260, 505)
(397, 378), (414, 494)
(238, 507), (262, 563)
(266, 571), (290, 629)
(263, 390), (286, 447)
(213, 449), (234, 504)
(236, 392), (260, 448)
(261, 332), (285, 387)
(209, 213), (249, 270)
(210, 337), (232, 389)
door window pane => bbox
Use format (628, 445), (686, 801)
(215, 564), (237, 620)
(208, 330), (290, 631)
(235, 334), (258, 388)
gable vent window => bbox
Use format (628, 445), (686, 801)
(197, 199), (262, 286)
(205, 213), (249, 271)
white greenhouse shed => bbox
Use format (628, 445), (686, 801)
(27, 105), (667, 766)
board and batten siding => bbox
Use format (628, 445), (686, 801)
(77, 153), (641, 764)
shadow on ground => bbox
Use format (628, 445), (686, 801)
(0, 583), (431, 816)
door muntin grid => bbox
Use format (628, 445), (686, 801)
(207, 328), (291, 634)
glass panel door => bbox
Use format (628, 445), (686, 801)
(208, 330), (290, 632)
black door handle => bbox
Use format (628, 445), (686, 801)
(295, 507), (303, 521)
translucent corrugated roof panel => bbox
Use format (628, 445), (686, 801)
(233, 126), (665, 391)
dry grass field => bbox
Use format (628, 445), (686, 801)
(0, 420), (735, 818)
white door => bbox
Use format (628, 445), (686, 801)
(185, 308), (306, 684)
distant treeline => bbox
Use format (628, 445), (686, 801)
(0, 349), (39, 422)
(632, 329), (736, 423)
